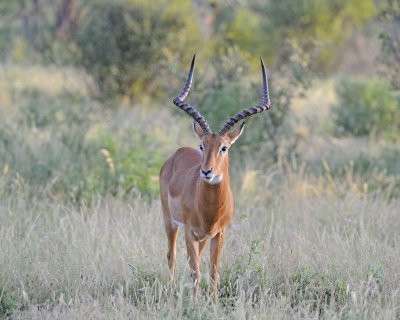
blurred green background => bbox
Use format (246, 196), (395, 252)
(0, 0), (399, 203)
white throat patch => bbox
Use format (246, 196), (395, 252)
(203, 174), (223, 185)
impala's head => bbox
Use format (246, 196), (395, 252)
(193, 121), (245, 184)
(172, 54), (271, 185)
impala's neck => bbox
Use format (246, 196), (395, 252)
(195, 164), (231, 227)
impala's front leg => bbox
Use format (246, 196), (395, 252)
(185, 227), (201, 299)
(210, 230), (225, 299)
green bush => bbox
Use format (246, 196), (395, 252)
(306, 144), (400, 199)
(379, 0), (400, 91)
(95, 130), (164, 200)
(191, 47), (254, 131)
(332, 77), (399, 137)
(73, 1), (199, 99)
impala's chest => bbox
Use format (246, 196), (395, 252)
(192, 204), (233, 239)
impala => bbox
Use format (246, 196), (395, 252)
(160, 55), (271, 298)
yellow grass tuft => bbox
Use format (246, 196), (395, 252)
(100, 148), (115, 173)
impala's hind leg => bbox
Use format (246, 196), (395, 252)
(161, 198), (179, 277)
(165, 220), (178, 276)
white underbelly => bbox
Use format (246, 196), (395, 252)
(172, 217), (185, 228)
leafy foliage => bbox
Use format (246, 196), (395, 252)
(73, 1), (200, 99)
(211, 0), (375, 71)
(262, 0), (376, 71)
(379, 0), (400, 91)
(332, 77), (399, 137)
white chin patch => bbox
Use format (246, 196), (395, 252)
(203, 174), (223, 185)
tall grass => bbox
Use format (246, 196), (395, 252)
(0, 190), (399, 319)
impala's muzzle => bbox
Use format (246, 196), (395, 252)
(200, 168), (213, 180)
(200, 168), (223, 184)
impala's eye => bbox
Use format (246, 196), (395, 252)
(199, 145), (203, 151)
(221, 146), (228, 153)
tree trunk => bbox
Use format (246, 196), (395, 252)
(54, 0), (76, 37)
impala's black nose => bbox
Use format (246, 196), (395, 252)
(201, 168), (212, 177)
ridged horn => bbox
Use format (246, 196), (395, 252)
(172, 55), (212, 135)
(218, 58), (271, 136)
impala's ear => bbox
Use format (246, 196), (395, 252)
(227, 121), (245, 144)
(193, 121), (205, 140)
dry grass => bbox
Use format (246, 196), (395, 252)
(0, 63), (399, 319)
(1, 190), (399, 319)
(291, 79), (337, 122)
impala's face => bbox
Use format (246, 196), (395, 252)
(194, 122), (244, 185)
(198, 134), (229, 184)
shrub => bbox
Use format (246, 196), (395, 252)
(191, 47), (254, 131)
(73, 1), (199, 99)
(379, 0), (400, 90)
(332, 77), (399, 137)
